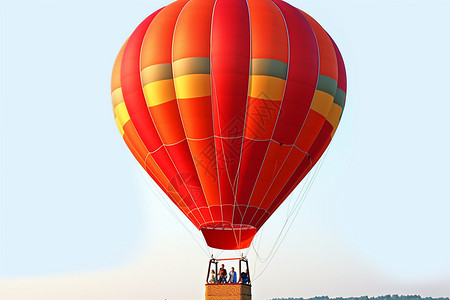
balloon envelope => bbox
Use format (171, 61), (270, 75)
(111, 0), (347, 250)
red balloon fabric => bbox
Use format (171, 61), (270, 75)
(111, 0), (347, 250)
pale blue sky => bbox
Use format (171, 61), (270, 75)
(1, 0), (449, 299)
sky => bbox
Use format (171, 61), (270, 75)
(1, 0), (449, 299)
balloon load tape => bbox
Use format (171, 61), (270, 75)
(201, 223), (257, 250)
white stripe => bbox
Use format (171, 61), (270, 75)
(230, 0), (253, 239)
(139, 0), (206, 226)
(171, 0), (215, 223)
(150, 135), (309, 152)
(240, 0), (291, 224)
(121, 5), (204, 228)
(210, 0), (222, 227)
(248, 4), (321, 225)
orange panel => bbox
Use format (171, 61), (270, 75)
(141, 0), (189, 68)
(144, 151), (192, 216)
(172, 0), (215, 60)
(247, 142), (292, 208)
(122, 119), (193, 218)
(295, 110), (326, 152)
(111, 41), (127, 93)
(178, 96), (213, 139)
(187, 139), (220, 208)
(273, 144), (292, 175)
(259, 148), (306, 210)
(247, 140), (280, 207)
(247, 0), (288, 62)
(123, 121), (148, 159)
(149, 101), (186, 145)
(300, 10), (338, 80)
(247, 143), (292, 208)
(123, 132), (145, 169)
(275, 162), (311, 210)
(244, 98), (281, 140)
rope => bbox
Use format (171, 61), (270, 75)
(136, 164), (212, 257)
(250, 148), (329, 281)
(134, 140), (329, 274)
(252, 171), (311, 264)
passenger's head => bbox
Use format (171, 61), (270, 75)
(231, 267), (234, 271)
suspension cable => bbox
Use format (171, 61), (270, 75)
(250, 149), (329, 281)
(136, 164), (212, 257)
(134, 143), (329, 271)
(252, 169), (313, 264)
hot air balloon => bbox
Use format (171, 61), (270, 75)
(111, 0), (346, 250)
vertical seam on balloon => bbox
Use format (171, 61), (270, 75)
(144, 145), (199, 226)
(240, 0), (290, 225)
(210, 5), (240, 203)
(140, 2), (207, 226)
(143, 151), (197, 226)
(210, 0), (236, 229)
(213, 100), (238, 195)
(120, 7), (204, 228)
(210, 0), (245, 249)
(210, 0), (223, 228)
(216, 122), (239, 198)
(138, 13), (200, 217)
(250, 5), (321, 227)
(228, 0), (252, 238)
(171, 0), (215, 224)
(253, 153), (312, 228)
(255, 34), (348, 225)
(231, 0), (252, 248)
(230, 0), (252, 200)
(211, 0), (246, 240)
(257, 13), (331, 224)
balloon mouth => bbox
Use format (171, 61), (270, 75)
(200, 223), (257, 250)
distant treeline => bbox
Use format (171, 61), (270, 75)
(270, 296), (449, 300)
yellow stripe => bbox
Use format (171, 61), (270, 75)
(115, 116), (125, 136)
(248, 75), (285, 101)
(143, 79), (176, 107)
(114, 101), (131, 129)
(310, 90), (334, 117)
(326, 103), (342, 130)
(111, 88), (124, 117)
(174, 74), (211, 99)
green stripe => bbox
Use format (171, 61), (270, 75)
(316, 75), (337, 96)
(251, 58), (288, 80)
(173, 57), (210, 78)
(334, 88), (346, 109)
(144, 63), (173, 83)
